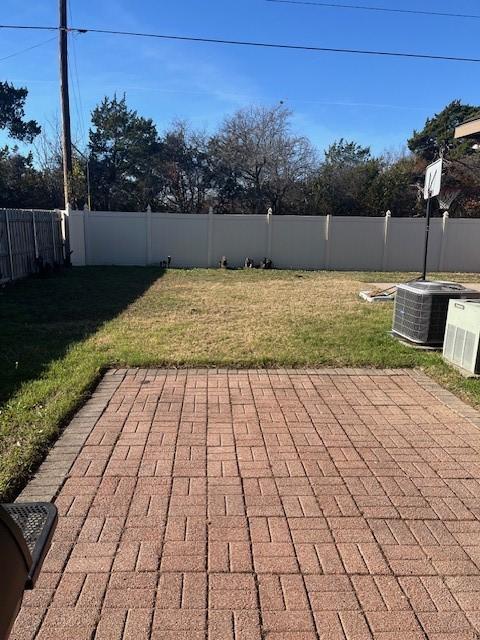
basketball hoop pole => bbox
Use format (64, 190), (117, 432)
(421, 155), (442, 282)
(421, 190), (432, 281)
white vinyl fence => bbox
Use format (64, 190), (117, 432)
(69, 209), (480, 273)
(0, 209), (66, 283)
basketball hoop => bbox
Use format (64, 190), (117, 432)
(438, 188), (460, 211)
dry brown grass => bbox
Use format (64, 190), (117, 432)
(92, 269), (479, 370)
(2, 266), (480, 500)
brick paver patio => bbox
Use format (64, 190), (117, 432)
(11, 368), (480, 640)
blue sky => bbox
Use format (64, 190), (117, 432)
(1, 0), (479, 156)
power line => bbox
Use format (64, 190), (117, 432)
(0, 25), (57, 32)
(0, 36), (56, 63)
(69, 2), (87, 144)
(67, 27), (480, 64)
(1, 23), (480, 64)
(68, 39), (84, 143)
(265, 0), (480, 21)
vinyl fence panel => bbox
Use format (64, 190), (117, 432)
(69, 210), (480, 274)
(270, 215), (327, 270)
(151, 213), (209, 268)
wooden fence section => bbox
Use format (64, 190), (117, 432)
(0, 209), (65, 283)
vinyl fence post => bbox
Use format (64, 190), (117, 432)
(439, 211), (449, 272)
(62, 204), (71, 265)
(32, 211), (39, 260)
(207, 206), (214, 268)
(324, 214), (331, 270)
(146, 205), (152, 266)
(5, 210), (14, 281)
(51, 212), (58, 264)
(82, 206), (89, 265)
(382, 210), (391, 271)
(266, 207), (273, 259)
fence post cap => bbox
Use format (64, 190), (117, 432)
(443, 211), (449, 219)
(385, 210), (392, 217)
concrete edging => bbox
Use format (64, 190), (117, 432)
(16, 370), (127, 503)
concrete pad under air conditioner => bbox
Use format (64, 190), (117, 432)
(388, 332), (441, 351)
(446, 363), (480, 379)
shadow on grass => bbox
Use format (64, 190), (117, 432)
(0, 266), (165, 406)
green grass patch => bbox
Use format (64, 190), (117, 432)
(1, 266), (480, 500)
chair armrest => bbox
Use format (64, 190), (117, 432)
(3, 503), (58, 588)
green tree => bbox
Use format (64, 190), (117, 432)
(312, 140), (382, 216)
(366, 155), (424, 218)
(0, 83), (48, 208)
(438, 155), (480, 218)
(0, 146), (55, 208)
(158, 123), (213, 213)
(0, 81), (40, 142)
(324, 139), (371, 166)
(89, 95), (160, 211)
(408, 100), (480, 162)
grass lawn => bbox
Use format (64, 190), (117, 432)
(1, 266), (480, 500)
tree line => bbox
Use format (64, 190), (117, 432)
(1, 80), (480, 216)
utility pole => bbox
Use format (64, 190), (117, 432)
(59, 0), (73, 209)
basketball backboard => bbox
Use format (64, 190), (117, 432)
(424, 158), (443, 200)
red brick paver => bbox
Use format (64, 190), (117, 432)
(11, 369), (480, 639)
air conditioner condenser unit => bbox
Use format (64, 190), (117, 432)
(392, 281), (480, 347)
(443, 299), (480, 376)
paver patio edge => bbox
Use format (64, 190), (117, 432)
(15, 366), (480, 505)
(411, 368), (480, 429)
(15, 369), (127, 503)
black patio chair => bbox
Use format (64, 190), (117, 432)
(0, 503), (57, 640)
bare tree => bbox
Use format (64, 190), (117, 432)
(33, 117), (89, 209)
(212, 105), (317, 214)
